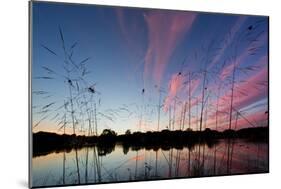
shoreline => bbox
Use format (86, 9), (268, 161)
(33, 126), (268, 157)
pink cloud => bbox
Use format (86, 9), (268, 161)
(218, 110), (268, 130)
(221, 54), (268, 110)
(164, 70), (201, 112)
(232, 68), (268, 110)
(207, 66), (268, 130)
(143, 11), (197, 86)
(163, 73), (184, 112)
(200, 106), (267, 131)
(184, 78), (200, 96)
(163, 72), (201, 113)
(163, 53), (267, 131)
(197, 55), (268, 130)
(219, 50), (249, 80)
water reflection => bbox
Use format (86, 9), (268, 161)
(32, 139), (268, 187)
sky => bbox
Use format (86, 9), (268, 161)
(31, 2), (268, 135)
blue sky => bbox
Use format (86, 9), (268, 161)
(32, 1), (268, 135)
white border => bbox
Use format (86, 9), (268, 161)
(0, 0), (280, 189)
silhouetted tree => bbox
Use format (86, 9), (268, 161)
(125, 129), (131, 135)
(100, 129), (117, 137)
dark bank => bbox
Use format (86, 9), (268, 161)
(33, 126), (268, 157)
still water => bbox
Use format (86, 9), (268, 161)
(32, 139), (268, 187)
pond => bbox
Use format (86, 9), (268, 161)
(32, 139), (268, 187)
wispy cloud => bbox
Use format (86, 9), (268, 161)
(220, 56), (268, 111)
(208, 17), (248, 69)
(218, 110), (268, 130)
(219, 50), (248, 80)
(204, 61), (268, 130)
(116, 9), (144, 58)
(143, 11), (197, 86)
(163, 73), (184, 112)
